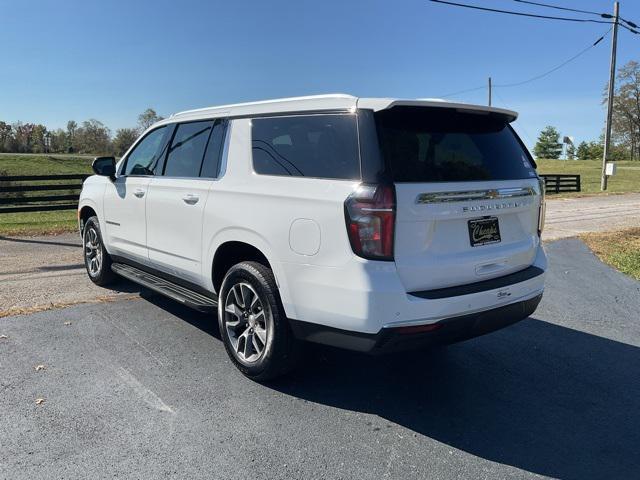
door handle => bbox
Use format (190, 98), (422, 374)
(182, 194), (200, 205)
(133, 188), (145, 198)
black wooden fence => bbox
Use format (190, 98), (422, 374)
(0, 174), (89, 214)
(539, 174), (581, 194)
(0, 172), (583, 214)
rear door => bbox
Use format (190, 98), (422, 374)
(374, 106), (542, 292)
(146, 119), (227, 285)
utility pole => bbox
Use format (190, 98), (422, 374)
(601, 1), (619, 191)
(488, 77), (492, 106)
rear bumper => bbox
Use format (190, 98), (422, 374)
(290, 293), (542, 354)
(280, 245), (547, 335)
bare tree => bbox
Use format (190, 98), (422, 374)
(76, 119), (112, 154)
(66, 120), (78, 153)
(137, 108), (163, 131)
(608, 61), (640, 160)
(113, 128), (139, 157)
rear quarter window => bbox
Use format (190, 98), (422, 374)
(251, 114), (360, 180)
(375, 107), (536, 182)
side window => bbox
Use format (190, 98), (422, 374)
(164, 120), (214, 177)
(122, 126), (171, 176)
(251, 114), (360, 180)
(200, 119), (228, 178)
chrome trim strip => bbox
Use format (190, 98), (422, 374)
(416, 186), (536, 204)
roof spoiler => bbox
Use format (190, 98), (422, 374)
(357, 98), (518, 123)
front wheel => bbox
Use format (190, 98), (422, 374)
(218, 261), (300, 381)
(83, 216), (116, 286)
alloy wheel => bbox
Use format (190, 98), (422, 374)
(84, 226), (102, 277)
(223, 282), (268, 363)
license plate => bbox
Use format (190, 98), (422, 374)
(468, 217), (501, 247)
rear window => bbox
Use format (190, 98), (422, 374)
(251, 114), (360, 180)
(375, 107), (536, 182)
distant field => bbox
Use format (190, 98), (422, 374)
(0, 210), (79, 236)
(0, 154), (92, 235)
(536, 159), (640, 196)
(0, 153), (93, 176)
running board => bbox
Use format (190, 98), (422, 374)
(111, 263), (218, 312)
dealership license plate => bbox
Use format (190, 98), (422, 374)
(468, 217), (501, 247)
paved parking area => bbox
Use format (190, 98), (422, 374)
(1, 239), (639, 479)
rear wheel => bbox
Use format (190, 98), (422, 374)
(218, 261), (300, 381)
(83, 216), (116, 286)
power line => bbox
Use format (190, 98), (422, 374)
(440, 29), (611, 98)
(620, 18), (637, 29)
(440, 85), (487, 98)
(508, 0), (638, 30)
(494, 29), (611, 87)
(430, 0), (613, 24)
(508, 0), (612, 19)
(492, 90), (535, 145)
(619, 22), (639, 35)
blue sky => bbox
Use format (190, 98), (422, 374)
(2, 0), (639, 149)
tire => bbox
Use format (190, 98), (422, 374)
(218, 261), (300, 381)
(83, 216), (116, 286)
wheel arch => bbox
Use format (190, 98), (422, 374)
(207, 228), (297, 319)
(78, 203), (98, 234)
(212, 241), (272, 294)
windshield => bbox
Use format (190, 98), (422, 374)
(374, 106), (537, 182)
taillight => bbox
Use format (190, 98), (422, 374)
(537, 177), (546, 236)
(344, 184), (395, 261)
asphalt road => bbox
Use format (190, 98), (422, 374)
(1, 238), (639, 479)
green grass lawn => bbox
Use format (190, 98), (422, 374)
(0, 153), (94, 175)
(0, 210), (78, 236)
(536, 159), (640, 196)
(0, 154), (92, 235)
(582, 228), (640, 281)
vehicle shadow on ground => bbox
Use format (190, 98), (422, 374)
(271, 318), (640, 480)
(90, 279), (162, 296)
(0, 235), (80, 248)
(134, 294), (640, 479)
(139, 291), (222, 340)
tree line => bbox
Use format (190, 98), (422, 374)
(0, 109), (163, 157)
(533, 126), (631, 161)
(533, 60), (640, 161)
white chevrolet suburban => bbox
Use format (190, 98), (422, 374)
(79, 94), (546, 380)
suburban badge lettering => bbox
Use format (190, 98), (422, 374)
(462, 201), (524, 212)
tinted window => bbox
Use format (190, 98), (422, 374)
(375, 107), (536, 182)
(252, 115), (360, 180)
(123, 126), (171, 176)
(200, 120), (227, 178)
(164, 121), (213, 177)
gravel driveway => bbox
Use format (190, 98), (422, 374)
(543, 193), (640, 240)
(0, 233), (134, 316)
(1, 239), (639, 479)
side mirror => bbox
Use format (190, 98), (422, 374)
(92, 156), (116, 180)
